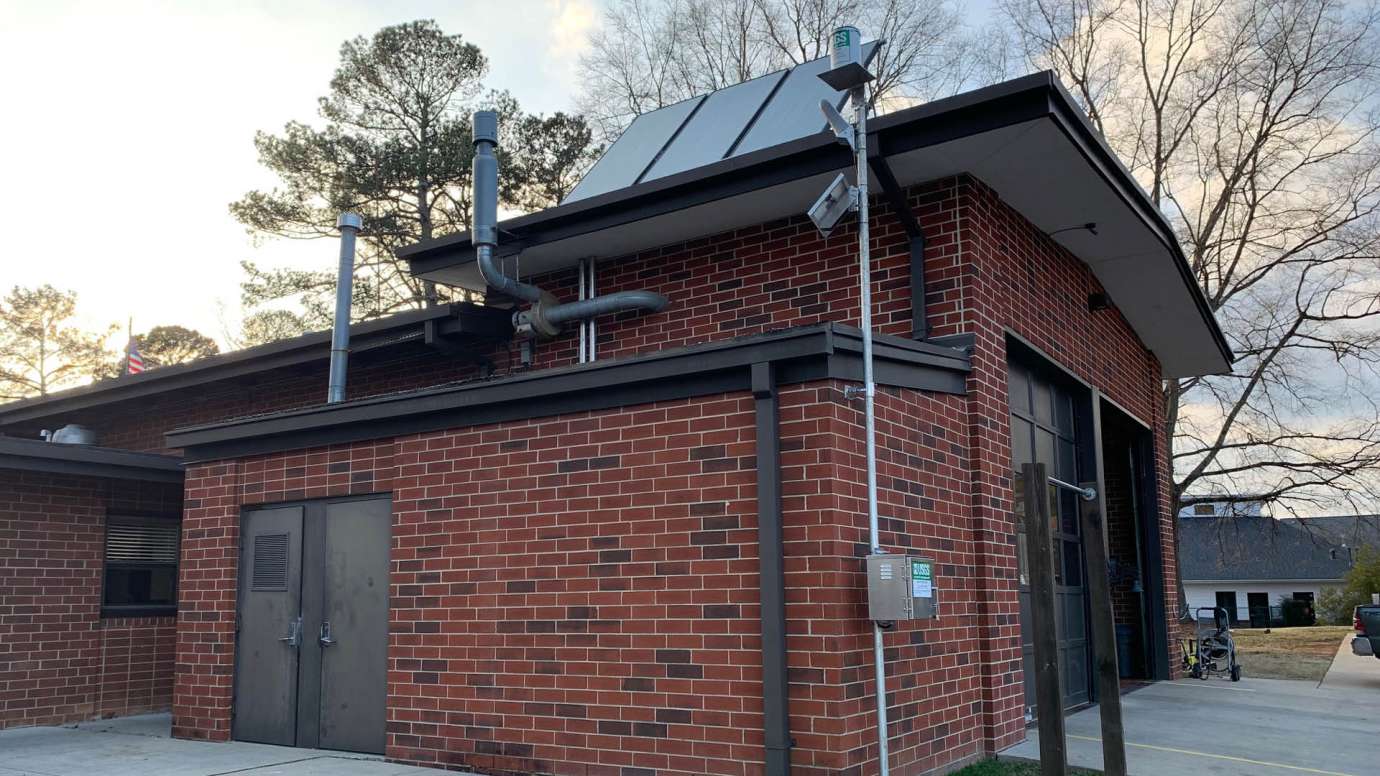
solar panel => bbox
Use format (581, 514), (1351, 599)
(642, 70), (788, 182)
(565, 95), (705, 202)
(564, 43), (879, 203)
(734, 41), (877, 155)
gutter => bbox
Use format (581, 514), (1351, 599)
(869, 149), (928, 340)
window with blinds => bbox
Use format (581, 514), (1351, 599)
(103, 515), (179, 616)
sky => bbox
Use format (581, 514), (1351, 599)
(0, 0), (599, 345)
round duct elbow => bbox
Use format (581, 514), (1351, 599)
(514, 290), (670, 340)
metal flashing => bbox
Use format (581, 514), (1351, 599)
(0, 437), (184, 482)
(166, 323), (970, 462)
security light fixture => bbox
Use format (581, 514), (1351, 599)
(807, 172), (856, 237)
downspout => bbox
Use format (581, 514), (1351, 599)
(470, 111), (669, 339)
(752, 361), (792, 776)
(869, 152), (928, 340)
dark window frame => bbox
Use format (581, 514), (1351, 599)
(101, 512), (180, 618)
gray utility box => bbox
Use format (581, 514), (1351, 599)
(867, 554), (937, 621)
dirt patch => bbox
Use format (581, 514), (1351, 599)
(1231, 626), (1351, 681)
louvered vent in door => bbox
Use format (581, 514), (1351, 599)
(252, 533), (290, 591)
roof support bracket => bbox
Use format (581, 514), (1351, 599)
(868, 150), (929, 340)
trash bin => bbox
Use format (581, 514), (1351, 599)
(1115, 624), (1134, 678)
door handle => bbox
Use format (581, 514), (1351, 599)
(319, 620), (337, 647)
(279, 616), (302, 648)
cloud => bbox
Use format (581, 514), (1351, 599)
(542, 0), (599, 101)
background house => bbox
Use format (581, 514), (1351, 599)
(1180, 514), (1380, 626)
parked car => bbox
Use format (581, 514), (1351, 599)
(1352, 605), (1380, 659)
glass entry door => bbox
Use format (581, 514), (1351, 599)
(1009, 356), (1092, 714)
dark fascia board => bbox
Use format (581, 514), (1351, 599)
(0, 304), (507, 427)
(399, 72), (1233, 370)
(0, 437), (184, 483)
(167, 323), (970, 462)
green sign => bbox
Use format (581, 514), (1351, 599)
(834, 28), (852, 49)
(911, 559), (933, 598)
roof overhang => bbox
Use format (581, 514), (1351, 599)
(0, 437), (184, 483)
(400, 72), (1232, 379)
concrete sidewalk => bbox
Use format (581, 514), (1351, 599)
(0, 714), (452, 776)
(1001, 677), (1376, 776)
(1320, 633), (1380, 691)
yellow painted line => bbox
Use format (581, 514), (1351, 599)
(1159, 680), (1257, 692)
(1067, 734), (1355, 776)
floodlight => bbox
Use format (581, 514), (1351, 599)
(807, 172), (857, 237)
(820, 100), (855, 149)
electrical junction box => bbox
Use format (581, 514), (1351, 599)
(867, 554), (937, 621)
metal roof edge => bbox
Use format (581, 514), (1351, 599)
(0, 437), (184, 482)
(167, 323), (971, 461)
(0, 304), (484, 426)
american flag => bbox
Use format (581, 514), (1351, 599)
(126, 339), (144, 375)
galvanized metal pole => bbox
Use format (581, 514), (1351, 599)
(853, 80), (889, 776)
(327, 212), (362, 404)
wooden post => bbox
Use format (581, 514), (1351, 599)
(1083, 392), (1128, 776)
(1022, 462), (1066, 776)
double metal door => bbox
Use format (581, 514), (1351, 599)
(233, 496), (390, 753)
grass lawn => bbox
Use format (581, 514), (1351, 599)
(1229, 625), (1352, 681)
(954, 761), (1099, 775)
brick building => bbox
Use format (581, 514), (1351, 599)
(0, 71), (1230, 776)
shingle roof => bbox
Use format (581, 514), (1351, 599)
(1179, 515), (1380, 581)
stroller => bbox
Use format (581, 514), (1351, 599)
(1182, 606), (1242, 681)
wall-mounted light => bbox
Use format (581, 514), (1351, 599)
(1051, 222), (1099, 238)
(1088, 292), (1110, 312)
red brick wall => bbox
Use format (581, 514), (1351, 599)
(174, 383), (985, 776)
(778, 381), (983, 775)
(0, 471), (180, 729)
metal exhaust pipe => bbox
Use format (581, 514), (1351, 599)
(327, 212), (362, 403)
(469, 111), (668, 339)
